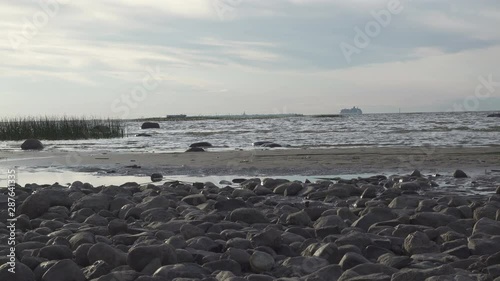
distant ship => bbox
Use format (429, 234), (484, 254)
(340, 106), (363, 115)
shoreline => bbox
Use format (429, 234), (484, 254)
(1, 146), (499, 177)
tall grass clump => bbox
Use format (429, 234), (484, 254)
(0, 116), (125, 140)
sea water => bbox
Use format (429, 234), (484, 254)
(0, 112), (498, 153)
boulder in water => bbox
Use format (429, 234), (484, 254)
(189, 142), (213, 148)
(261, 142), (282, 148)
(453, 170), (468, 178)
(141, 122), (160, 129)
(151, 173), (163, 182)
(253, 141), (274, 147)
(21, 139), (44, 150)
(186, 147), (205, 152)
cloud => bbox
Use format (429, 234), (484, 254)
(0, 0), (499, 117)
(196, 37), (281, 62)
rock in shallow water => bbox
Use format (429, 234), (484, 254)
(21, 139), (44, 150)
(189, 141), (213, 147)
(141, 122), (160, 129)
(261, 142), (282, 148)
(453, 169), (468, 178)
(150, 173), (163, 182)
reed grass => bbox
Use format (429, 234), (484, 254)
(0, 117), (125, 140)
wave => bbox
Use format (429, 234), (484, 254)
(472, 126), (500, 132)
(391, 126), (500, 133)
(295, 130), (337, 133)
(184, 130), (253, 136)
(389, 126), (475, 133)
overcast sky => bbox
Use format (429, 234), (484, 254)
(1, 0), (499, 118)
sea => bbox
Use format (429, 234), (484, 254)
(1, 112), (499, 153)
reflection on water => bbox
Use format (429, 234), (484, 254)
(0, 167), (379, 187)
(0, 169), (151, 187)
(1, 168), (497, 197)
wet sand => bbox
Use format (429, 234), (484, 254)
(0, 147), (499, 176)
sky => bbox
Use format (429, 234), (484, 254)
(1, 0), (500, 118)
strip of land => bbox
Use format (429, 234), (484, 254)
(1, 147), (499, 176)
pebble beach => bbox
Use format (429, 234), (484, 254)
(1, 160), (500, 280)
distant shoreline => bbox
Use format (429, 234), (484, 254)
(130, 110), (499, 122)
